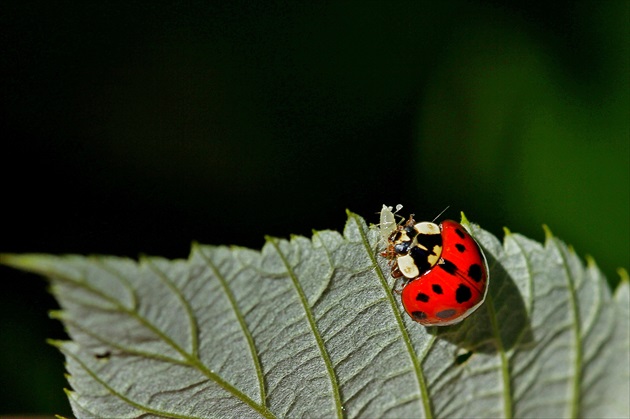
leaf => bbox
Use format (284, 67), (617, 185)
(1, 211), (628, 418)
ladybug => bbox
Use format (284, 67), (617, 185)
(379, 205), (489, 326)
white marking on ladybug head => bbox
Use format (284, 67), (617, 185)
(414, 222), (440, 236)
(397, 254), (420, 279)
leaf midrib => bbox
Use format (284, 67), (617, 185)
(349, 211), (433, 419)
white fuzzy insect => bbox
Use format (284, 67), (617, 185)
(378, 204), (403, 242)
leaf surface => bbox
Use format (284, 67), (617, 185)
(2, 211), (628, 418)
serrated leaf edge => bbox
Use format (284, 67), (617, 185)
(2, 213), (628, 419)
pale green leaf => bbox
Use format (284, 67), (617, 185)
(2, 211), (628, 418)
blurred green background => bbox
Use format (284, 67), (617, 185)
(1, 1), (627, 415)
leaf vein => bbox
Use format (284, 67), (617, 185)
(196, 245), (268, 409)
(267, 237), (344, 419)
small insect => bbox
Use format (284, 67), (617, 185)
(379, 205), (489, 326)
(378, 204), (403, 242)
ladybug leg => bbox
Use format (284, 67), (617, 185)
(392, 278), (411, 294)
(381, 246), (398, 260)
(392, 279), (403, 294)
(390, 264), (403, 278)
(391, 273), (408, 294)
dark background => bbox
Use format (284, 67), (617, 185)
(1, 1), (628, 415)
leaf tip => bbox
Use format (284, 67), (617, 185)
(47, 338), (64, 349)
(48, 310), (67, 322)
(346, 209), (364, 225)
(459, 211), (470, 225)
(617, 267), (629, 284)
(542, 224), (554, 240)
(585, 254), (598, 268)
(62, 387), (75, 399)
(3, 254), (80, 282)
(311, 229), (328, 242)
(0, 253), (41, 271)
(0, 253), (15, 266)
(502, 226), (512, 236)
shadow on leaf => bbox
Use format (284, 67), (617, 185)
(429, 244), (534, 355)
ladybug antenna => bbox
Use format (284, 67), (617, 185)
(432, 206), (450, 222)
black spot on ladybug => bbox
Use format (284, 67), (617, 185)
(439, 259), (458, 275)
(436, 309), (457, 319)
(455, 228), (466, 239)
(416, 293), (430, 302)
(455, 243), (466, 253)
(455, 284), (472, 303)
(412, 311), (427, 321)
(432, 284), (443, 294)
(468, 263), (483, 282)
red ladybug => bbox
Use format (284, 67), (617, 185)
(380, 207), (489, 326)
